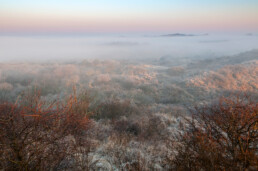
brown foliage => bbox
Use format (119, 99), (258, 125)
(172, 95), (258, 170)
(0, 92), (92, 170)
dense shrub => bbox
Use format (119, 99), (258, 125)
(0, 93), (93, 170)
(166, 66), (185, 76)
(5, 72), (34, 86)
(112, 117), (141, 136)
(172, 95), (258, 170)
(94, 98), (138, 120)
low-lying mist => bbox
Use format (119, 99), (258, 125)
(1, 34), (258, 62)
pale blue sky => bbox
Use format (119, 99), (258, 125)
(1, 0), (258, 33)
(1, 0), (257, 9)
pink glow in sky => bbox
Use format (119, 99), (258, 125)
(1, 0), (258, 34)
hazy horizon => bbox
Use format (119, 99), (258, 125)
(1, 33), (258, 62)
(1, 1), (258, 62)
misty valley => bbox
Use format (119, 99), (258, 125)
(0, 46), (257, 170)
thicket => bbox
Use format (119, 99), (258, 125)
(0, 91), (257, 170)
(0, 91), (93, 170)
(172, 95), (258, 170)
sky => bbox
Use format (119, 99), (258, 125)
(0, 0), (258, 34)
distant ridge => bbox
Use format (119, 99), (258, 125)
(245, 33), (253, 36)
(161, 33), (208, 37)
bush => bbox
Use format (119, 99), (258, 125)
(0, 92), (93, 170)
(112, 117), (141, 136)
(94, 98), (138, 120)
(172, 95), (258, 170)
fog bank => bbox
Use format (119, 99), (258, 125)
(0, 34), (258, 62)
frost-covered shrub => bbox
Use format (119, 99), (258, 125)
(112, 117), (141, 136)
(5, 71), (34, 86)
(0, 82), (13, 91)
(166, 66), (185, 76)
(158, 85), (193, 104)
(94, 98), (138, 120)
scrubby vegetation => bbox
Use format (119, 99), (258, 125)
(0, 50), (257, 170)
(0, 92), (93, 170)
(172, 95), (258, 170)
